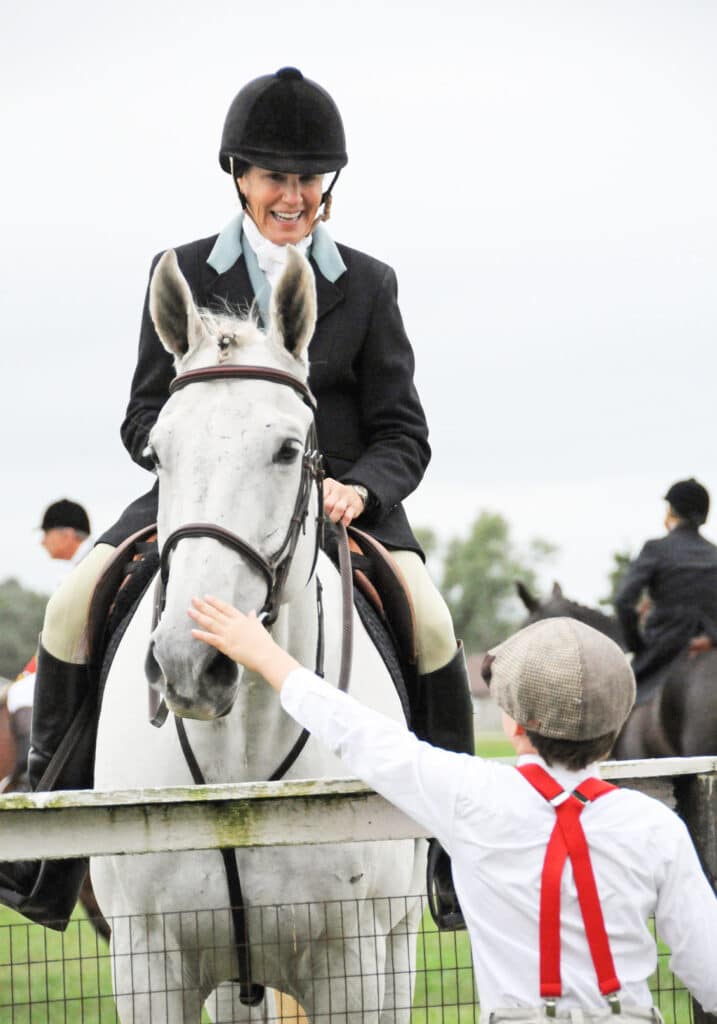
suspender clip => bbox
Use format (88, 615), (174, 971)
(607, 993), (621, 1015)
(544, 999), (557, 1018)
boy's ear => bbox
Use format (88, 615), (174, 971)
(502, 716), (525, 740)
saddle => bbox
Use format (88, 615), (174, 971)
(87, 524), (160, 679)
(87, 522), (420, 722)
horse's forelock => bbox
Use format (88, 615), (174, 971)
(181, 306), (308, 379)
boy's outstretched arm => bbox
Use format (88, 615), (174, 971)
(188, 596), (299, 689)
(188, 593), (470, 849)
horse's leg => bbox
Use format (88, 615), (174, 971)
(108, 913), (204, 1023)
(298, 899), (386, 1024)
(379, 895), (423, 1023)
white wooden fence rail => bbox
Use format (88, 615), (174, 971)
(0, 756), (715, 863)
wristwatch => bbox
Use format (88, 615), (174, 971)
(351, 484), (370, 509)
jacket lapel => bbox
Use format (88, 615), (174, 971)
(311, 257), (345, 322)
(200, 252), (345, 324)
(201, 254), (256, 311)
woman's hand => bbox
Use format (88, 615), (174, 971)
(323, 478), (365, 526)
(188, 596), (298, 691)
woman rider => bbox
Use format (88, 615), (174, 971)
(0, 68), (473, 929)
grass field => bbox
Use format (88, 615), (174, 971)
(0, 737), (693, 1022)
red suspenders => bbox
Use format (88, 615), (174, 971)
(517, 763), (622, 1014)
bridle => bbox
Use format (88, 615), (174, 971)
(147, 362), (347, 1005)
(152, 363), (324, 637)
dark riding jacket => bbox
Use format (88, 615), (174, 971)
(615, 523), (717, 682)
(100, 228), (430, 554)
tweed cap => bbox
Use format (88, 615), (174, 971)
(488, 617), (635, 740)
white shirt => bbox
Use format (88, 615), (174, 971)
(71, 535), (94, 565)
(281, 668), (717, 1016)
(241, 214), (312, 288)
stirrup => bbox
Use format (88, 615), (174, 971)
(426, 839), (466, 931)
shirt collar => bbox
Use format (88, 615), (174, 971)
(516, 752), (601, 791)
(207, 211), (346, 283)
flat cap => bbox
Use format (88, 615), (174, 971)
(488, 617), (635, 740)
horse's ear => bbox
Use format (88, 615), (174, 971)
(551, 581), (564, 599)
(516, 581), (540, 612)
(149, 250), (207, 360)
(269, 247), (317, 360)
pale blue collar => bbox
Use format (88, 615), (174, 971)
(206, 211), (346, 283)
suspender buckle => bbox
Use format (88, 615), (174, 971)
(607, 993), (621, 1015)
(544, 999), (557, 1018)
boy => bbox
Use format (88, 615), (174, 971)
(189, 597), (717, 1018)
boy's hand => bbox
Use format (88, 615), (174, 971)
(188, 596), (298, 690)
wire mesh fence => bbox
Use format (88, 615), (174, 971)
(0, 898), (693, 1023)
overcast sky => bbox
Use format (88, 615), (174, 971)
(1, 0), (716, 605)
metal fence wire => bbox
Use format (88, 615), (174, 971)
(0, 899), (693, 1023)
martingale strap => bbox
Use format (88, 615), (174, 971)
(516, 763), (621, 1013)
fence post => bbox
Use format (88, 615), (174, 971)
(675, 771), (717, 1024)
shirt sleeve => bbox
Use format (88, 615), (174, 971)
(280, 667), (472, 851)
(654, 815), (717, 1010)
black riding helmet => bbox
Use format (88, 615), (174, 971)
(664, 478), (710, 526)
(219, 67), (348, 201)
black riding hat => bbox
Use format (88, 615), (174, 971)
(40, 499), (90, 534)
(664, 478), (710, 526)
(219, 67), (348, 176)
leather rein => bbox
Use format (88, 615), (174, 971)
(147, 363), (355, 1005)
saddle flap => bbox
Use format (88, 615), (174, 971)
(347, 526), (419, 669)
(87, 524), (159, 674)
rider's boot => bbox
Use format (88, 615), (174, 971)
(416, 642), (474, 931)
(8, 706), (32, 791)
(0, 644), (96, 931)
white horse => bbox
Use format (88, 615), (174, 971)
(91, 248), (424, 1022)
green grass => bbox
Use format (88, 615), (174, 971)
(0, 903), (117, 1023)
(475, 734), (514, 759)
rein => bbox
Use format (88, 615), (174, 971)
(150, 362), (355, 1005)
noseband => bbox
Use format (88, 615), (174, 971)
(153, 363), (324, 637)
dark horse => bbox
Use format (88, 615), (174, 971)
(516, 582), (717, 760)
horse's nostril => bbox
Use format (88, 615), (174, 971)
(145, 642), (162, 684)
(205, 651), (238, 690)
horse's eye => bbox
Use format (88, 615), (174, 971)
(273, 441), (301, 465)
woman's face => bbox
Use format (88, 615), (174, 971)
(237, 166), (324, 245)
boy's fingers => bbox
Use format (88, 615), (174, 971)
(204, 595), (243, 619)
(191, 628), (222, 648)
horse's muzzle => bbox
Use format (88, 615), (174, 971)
(145, 642), (239, 720)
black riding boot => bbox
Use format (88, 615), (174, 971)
(7, 706), (32, 791)
(415, 642), (474, 931)
(0, 644), (96, 931)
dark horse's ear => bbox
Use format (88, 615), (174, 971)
(149, 250), (207, 361)
(551, 581), (564, 599)
(270, 246), (317, 360)
(516, 581), (540, 612)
